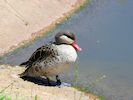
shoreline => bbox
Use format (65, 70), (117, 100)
(0, 65), (100, 100)
(0, 0), (101, 100)
(0, 0), (87, 57)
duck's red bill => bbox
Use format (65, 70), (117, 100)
(72, 42), (82, 51)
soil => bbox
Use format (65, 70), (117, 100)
(0, 0), (86, 56)
(0, 65), (99, 100)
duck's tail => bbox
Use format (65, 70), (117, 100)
(20, 61), (29, 66)
(19, 67), (30, 77)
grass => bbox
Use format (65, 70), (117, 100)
(34, 95), (38, 100)
(99, 96), (105, 100)
(0, 94), (39, 100)
(0, 94), (12, 100)
(0, 80), (39, 100)
(0, 81), (13, 100)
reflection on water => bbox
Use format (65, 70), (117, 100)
(0, 0), (133, 100)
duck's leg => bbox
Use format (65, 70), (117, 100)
(56, 75), (61, 85)
(46, 77), (52, 86)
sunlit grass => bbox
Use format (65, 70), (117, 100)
(0, 81), (13, 100)
(34, 95), (38, 100)
(0, 94), (39, 100)
(0, 94), (12, 100)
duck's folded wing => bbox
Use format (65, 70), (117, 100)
(20, 45), (54, 67)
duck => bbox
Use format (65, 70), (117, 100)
(20, 31), (81, 85)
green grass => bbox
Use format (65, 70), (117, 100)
(0, 94), (12, 100)
(0, 94), (40, 100)
(34, 95), (38, 100)
(0, 82), (12, 100)
(99, 96), (105, 100)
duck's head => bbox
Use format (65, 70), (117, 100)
(55, 31), (82, 51)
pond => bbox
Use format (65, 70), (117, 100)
(0, 0), (133, 100)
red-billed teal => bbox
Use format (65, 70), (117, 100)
(20, 31), (81, 86)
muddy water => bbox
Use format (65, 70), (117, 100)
(0, 0), (133, 100)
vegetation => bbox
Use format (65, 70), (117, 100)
(0, 94), (12, 100)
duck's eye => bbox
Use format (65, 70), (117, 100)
(64, 33), (75, 41)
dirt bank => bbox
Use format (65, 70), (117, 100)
(0, 65), (99, 100)
(0, 0), (86, 56)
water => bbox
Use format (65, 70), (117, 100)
(0, 0), (133, 99)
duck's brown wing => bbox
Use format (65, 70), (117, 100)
(20, 45), (54, 67)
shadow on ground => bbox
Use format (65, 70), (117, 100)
(21, 76), (57, 86)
